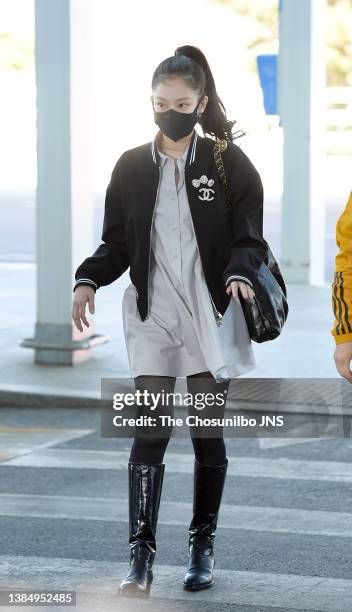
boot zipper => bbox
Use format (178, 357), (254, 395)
(146, 164), (161, 316)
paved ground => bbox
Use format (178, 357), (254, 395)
(0, 406), (351, 611)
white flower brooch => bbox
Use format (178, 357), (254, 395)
(192, 174), (215, 202)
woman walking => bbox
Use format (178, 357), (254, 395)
(72, 45), (267, 598)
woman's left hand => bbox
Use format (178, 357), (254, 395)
(226, 280), (255, 301)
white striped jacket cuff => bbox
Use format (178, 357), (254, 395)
(225, 275), (253, 289)
(73, 278), (98, 291)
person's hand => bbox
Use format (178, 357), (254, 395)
(334, 341), (352, 381)
(72, 285), (95, 332)
(226, 280), (255, 301)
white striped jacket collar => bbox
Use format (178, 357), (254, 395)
(151, 129), (198, 166)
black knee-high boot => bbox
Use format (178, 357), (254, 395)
(184, 375), (229, 590)
(118, 461), (165, 597)
(183, 457), (228, 590)
(119, 375), (175, 597)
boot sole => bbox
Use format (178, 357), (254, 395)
(183, 580), (214, 591)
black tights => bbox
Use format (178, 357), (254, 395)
(129, 372), (228, 466)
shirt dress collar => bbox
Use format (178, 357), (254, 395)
(157, 138), (191, 168)
(152, 128), (198, 166)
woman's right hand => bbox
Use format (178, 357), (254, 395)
(226, 280), (255, 301)
(72, 285), (95, 332)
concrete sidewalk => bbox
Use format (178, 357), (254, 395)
(0, 263), (341, 409)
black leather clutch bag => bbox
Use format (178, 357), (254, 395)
(213, 139), (289, 343)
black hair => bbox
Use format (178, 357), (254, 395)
(151, 44), (245, 143)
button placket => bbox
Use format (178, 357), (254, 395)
(174, 161), (182, 282)
(164, 159), (182, 279)
(176, 158), (185, 192)
(176, 158), (189, 295)
(157, 148), (189, 294)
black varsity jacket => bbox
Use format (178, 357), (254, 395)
(74, 128), (268, 322)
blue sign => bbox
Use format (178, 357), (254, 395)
(256, 54), (278, 116)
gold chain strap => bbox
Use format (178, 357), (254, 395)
(213, 138), (231, 212)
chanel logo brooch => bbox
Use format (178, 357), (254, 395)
(192, 174), (215, 202)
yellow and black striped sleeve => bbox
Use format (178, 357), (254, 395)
(331, 192), (352, 344)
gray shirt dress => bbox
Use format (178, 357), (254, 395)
(122, 138), (256, 383)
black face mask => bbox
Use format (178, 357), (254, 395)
(153, 99), (202, 142)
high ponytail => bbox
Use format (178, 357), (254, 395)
(151, 44), (245, 143)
